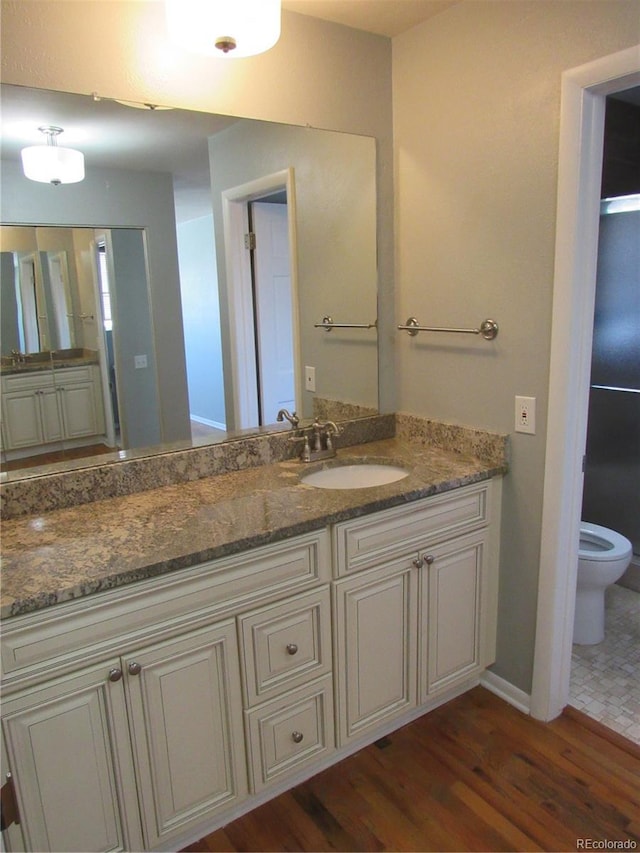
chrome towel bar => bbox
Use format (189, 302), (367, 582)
(397, 317), (499, 340)
(314, 316), (377, 332)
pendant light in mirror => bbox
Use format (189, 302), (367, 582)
(166, 0), (281, 57)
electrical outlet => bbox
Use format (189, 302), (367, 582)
(305, 366), (316, 392)
(515, 395), (536, 434)
(134, 354), (148, 369)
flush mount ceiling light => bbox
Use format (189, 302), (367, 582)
(21, 126), (85, 186)
(166, 0), (281, 57)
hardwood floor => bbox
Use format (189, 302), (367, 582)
(1, 442), (115, 472)
(183, 686), (640, 853)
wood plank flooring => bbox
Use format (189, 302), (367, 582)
(183, 686), (640, 853)
(1, 442), (114, 472)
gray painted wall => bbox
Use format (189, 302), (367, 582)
(176, 215), (226, 428)
(209, 121), (378, 426)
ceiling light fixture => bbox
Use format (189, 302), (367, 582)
(21, 126), (85, 186)
(165, 0), (281, 57)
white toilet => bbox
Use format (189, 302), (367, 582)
(573, 522), (633, 645)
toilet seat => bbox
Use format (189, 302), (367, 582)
(579, 522), (632, 562)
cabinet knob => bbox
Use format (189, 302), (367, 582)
(128, 661), (142, 676)
(424, 554), (435, 565)
(286, 643), (298, 656)
(108, 667), (123, 682)
(291, 731), (304, 744)
(412, 557), (424, 568)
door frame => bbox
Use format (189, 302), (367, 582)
(530, 44), (640, 722)
(91, 231), (118, 449)
(221, 168), (301, 431)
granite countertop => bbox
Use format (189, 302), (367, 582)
(0, 437), (506, 620)
(1, 348), (100, 377)
(1, 357), (99, 376)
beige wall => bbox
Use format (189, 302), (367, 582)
(393, 0), (640, 690)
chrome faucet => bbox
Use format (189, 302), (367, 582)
(277, 408), (300, 429)
(292, 419), (342, 462)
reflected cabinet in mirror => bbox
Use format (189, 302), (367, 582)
(0, 83), (378, 480)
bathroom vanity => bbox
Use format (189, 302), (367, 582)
(1, 360), (105, 456)
(0, 430), (505, 852)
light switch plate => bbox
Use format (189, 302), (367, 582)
(305, 366), (316, 392)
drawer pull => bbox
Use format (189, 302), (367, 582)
(286, 643), (299, 655)
(128, 661), (142, 676)
(291, 731), (304, 744)
(108, 668), (123, 682)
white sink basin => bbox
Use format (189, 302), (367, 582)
(300, 463), (409, 490)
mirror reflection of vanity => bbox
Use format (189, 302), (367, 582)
(0, 83), (379, 480)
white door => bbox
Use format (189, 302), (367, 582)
(47, 252), (74, 350)
(252, 202), (295, 424)
(17, 255), (42, 352)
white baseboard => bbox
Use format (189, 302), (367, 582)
(190, 414), (227, 431)
(480, 670), (531, 715)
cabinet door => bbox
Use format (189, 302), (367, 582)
(1, 660), (143, 853)
(420, 531), (487, 700)
(124, 620), (247, 849)
(38, 388), (64, 443)
(333, 561), (417, 746)
(58, 382), (99, 439)
(1, 390), (43, 449)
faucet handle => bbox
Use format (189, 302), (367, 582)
(288, 433), (311, 462)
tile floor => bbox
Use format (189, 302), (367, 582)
(570, 582), (640, 744)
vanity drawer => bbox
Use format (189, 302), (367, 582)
(238, 587), (332, 707)
(2, 371), (56, 392)
(50, 365), (95, 384)
(245, 675), (335, 792)
(333, 481), (491, 576)
(1, 529), (330, 688)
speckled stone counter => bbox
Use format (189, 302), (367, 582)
(1, 434), (507, 620)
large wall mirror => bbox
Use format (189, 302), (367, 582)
(0, 83), (379, 480)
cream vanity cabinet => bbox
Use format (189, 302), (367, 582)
(1, 530), (330, 852)
(1, 365), (105, 451)
(1, 479), (500, 852)
(332, 480), (500, 746)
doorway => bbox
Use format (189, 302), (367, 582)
(531, 46), (640, 723)
(568, 92), (640, 742)
(222, 169), (301, 431)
